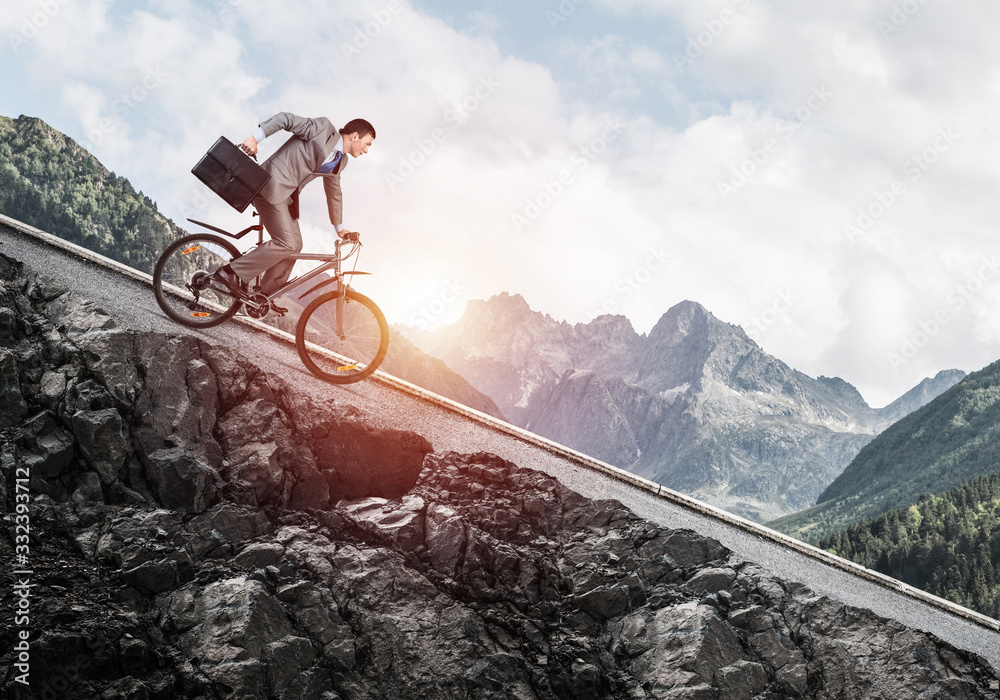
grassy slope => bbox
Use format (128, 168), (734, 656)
(0, 114), (182, 272)
(769, 360), (1000, 542)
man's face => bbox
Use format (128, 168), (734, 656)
(345, 132), (374, 158)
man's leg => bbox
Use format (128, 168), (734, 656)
(228, 196), (302, 293)
(257, 219), (302, 296)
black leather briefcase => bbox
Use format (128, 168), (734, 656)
(191, 137), (271, 213)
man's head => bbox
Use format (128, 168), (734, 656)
(341, 118), (375, 158)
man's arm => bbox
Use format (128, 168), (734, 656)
(323, 173), (344, 232)
(240, 112), (332, 156)
(260, 112), (330, 143)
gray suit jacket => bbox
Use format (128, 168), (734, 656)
(256, 112), (347, 226)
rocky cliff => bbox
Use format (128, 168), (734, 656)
(1, 252), (997, 699)
(407, 294), (965, 522)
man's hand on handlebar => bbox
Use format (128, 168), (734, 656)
(338, 229), (360, 242)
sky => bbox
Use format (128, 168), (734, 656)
(3, 0), (1000, 408)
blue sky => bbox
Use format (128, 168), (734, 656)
(411, 0), (696, 117)
(3, 0), (1000, 407)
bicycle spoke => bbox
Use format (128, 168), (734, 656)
(153, 234), (242, 328)
(297, 290), (388, 383)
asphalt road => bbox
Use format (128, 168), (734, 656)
(3, 219), (1000, 670)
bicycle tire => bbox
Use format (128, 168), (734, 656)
(153, 233), (243, 328)
(296, 289), (389, 384)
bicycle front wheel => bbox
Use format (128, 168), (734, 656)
(296, 289), (389, 384)
(154, 233), (242, 328)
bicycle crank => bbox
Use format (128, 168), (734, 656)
(244, 293), (271, 319)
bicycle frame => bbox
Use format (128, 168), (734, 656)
(186, 212), (368, 334)
(269, 242), (369, 338)
(187, 216), (263, 240)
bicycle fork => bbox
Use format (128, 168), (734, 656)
(334, 238), (347, 339)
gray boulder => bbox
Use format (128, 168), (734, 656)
(71, 407), (127, 484)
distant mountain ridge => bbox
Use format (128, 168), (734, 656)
(874, 368), (969, 429)
(769, 359), (1000, 542)
(406, 293), (965, 521)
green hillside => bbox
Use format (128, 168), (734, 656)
(0, 114), (182, 272)
(769, 359), (1000, 542)
(818, 473), (1000, 619)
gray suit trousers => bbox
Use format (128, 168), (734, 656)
(228, 194), (302, 295)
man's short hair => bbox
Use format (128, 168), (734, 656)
(341, 118), (376, 139)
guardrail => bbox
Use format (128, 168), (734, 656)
(2, 210), (998, 635)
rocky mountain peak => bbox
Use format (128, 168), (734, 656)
(816, 376), (870, 413)
(871, 367), (968, 430)
(635, 300), (757, 393)
(933, 368), (967, 383)
(441, 292), (564, 363)
(571, 314), (641, 371)
(488, 290), (531, 308)
(462, 291), (534, 323)
(577, 312), (638, 338)
(455, 296), (644, 369)
(7, 113), (78, 154)
(648, 300), (714, 342)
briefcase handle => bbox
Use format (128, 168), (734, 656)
(237, 140), (260, 162)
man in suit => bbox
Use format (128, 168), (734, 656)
(212, 112), (375, 301)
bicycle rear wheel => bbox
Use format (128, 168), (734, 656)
(154, 233), (242, 328)
(296, 289), (389, 383)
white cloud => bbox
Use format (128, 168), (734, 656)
(559, 0), (1000, 405)
(4, 0), (1000, 407)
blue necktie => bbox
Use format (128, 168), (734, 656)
(317, 151), (342, 174)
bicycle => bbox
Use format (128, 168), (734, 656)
(152, 210), (389, 384)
